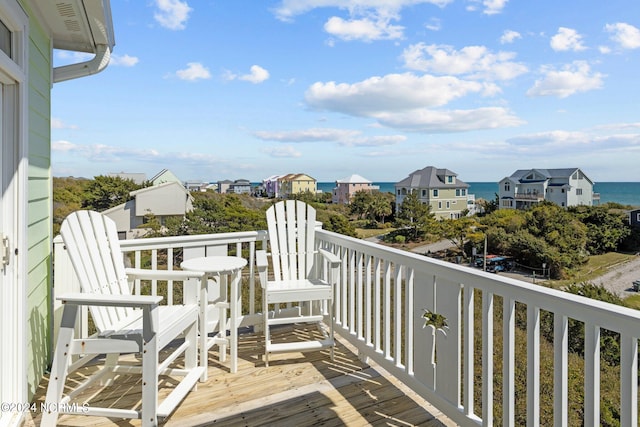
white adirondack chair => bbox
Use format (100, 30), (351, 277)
(256, 200), (341, 366)
(43, 210), (206, 426)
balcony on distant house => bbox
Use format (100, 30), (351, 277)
(35, 225), (640, 426)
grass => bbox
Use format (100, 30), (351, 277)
(355, 227), (395, 239)
(548, 252), (636, 289)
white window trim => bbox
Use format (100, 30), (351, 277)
(0, 2), (28, 426)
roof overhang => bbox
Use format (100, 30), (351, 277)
(28, 0), (115, 82)
(31, 0), (115, 53)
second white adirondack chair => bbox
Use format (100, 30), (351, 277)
(256, 200), (341, 366)
(43, 210), (206, 426)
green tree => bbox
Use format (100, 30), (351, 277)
(82, 175), (144, 211)
(170, 192), (266, 235)
(439, 217), (479, 259)
(570, 206), (631, 254)
(394, 191), (437, 241)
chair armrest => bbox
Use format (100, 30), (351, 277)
(125, 268), (205, 281)
(318, 248), (341, 268)
(57, 292), (163, 308)
(256, 250), (268, 288)
(256, 250), (268, 270)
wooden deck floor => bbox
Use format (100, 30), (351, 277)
(29, 326), (456, 426)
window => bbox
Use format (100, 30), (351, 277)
(501, 199), (513, 207)
(562, 189), (565, 193)
(438, 201), (442, 209)
(446, 201), (450, 208)
(456, 189), (460, 196)
(504, 182), (510, 191)
(0, 19), (10, 57)
(433, 189), (439, 197)
(422, 189), (427, 197)
(462, 189), (466, 196)
(447, 176), (453, 183)
(576, 189), (583, 195)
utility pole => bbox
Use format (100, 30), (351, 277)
(483, 233), (487, 272)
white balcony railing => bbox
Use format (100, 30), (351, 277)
(53, 228), (640, 426)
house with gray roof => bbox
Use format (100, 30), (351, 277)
(498, 168), (595, 210)
(395, 166), (474, 219)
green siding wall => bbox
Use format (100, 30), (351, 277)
(23, 2), (52, 399)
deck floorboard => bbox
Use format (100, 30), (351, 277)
(29, 326), (456, 426)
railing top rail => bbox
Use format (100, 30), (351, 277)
(316, 229), (640, 336)
(54, 230), (269, 251)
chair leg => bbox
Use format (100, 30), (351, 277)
(264, 298), (269, 367)
(141, 305), (159, 426)
(42, 304), (79, 426)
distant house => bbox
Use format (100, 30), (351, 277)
(395, 167), (473, 219)
(229, 179), (252, 194)
(103, 181), (193, 239)
(150, 168), (182, 186)
(279, 173), (317, 198)
(332, 174), (380, 204)
(629, 209), (640, 227)
(108, 172), (147, 185)
(217, 179), (233, 194)
(263, 174), (284, 198)
(185, 180), (206, 192)
(498, 168), (595, 210)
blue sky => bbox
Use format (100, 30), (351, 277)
(51, 0), (640, 183)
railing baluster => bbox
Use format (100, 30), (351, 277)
(365, 254), (372, 347)
(503, 297), (515, 426)
(374, 257), (381, 353)
(167, 247), (174, 305)
(383, 260), (391, 360)
(357, 251), (364, 340)
(482, 291), (494, 426)
(405, 266), (414, 375)
(527, 305), (540, 426)
(151, 249), (158, 296)
(394, 263), (402, 366)
(584, 322), (600, 426)
(554, 314), (568, 427)
(347, 249), (355, 333)
(620, 334), (638, 426)
(463, 285), (474, 417)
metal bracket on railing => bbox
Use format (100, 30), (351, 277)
(1, 234), (9, 267)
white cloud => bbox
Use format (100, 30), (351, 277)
(109, 54), (139, 67)
(482, 0), (509, 15)
(402, 43), (527, 80)
(239, 65), (270, 83)
(550, 27), (587, 52)
(605, 22), (640, 49)
(466, 0), (509, 15)
(305, 73), (490, 116)
(324, 16), (404, 41)
(154, 0), (192, 30)
(374, 107), (523, 132)
(51, 118), (78, 130)
(254, 128), (360, 142)
(527, 61), (604, 98)
(262, 145), (302, 158)
(500, 30), (521, 44)
(253, 127), (405, 146)
(176, 62), (211, 81)
(273, 0), (453, 22)
(425, 18), (441, 31)
(52, 140), (77, 152)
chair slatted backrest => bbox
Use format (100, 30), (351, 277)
(60, 210), (136, 333)
(266, 200), (315, 281)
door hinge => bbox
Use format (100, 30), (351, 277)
(1, 234), (9, 267)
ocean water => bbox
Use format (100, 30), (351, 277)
(316, 182), (640, 207)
